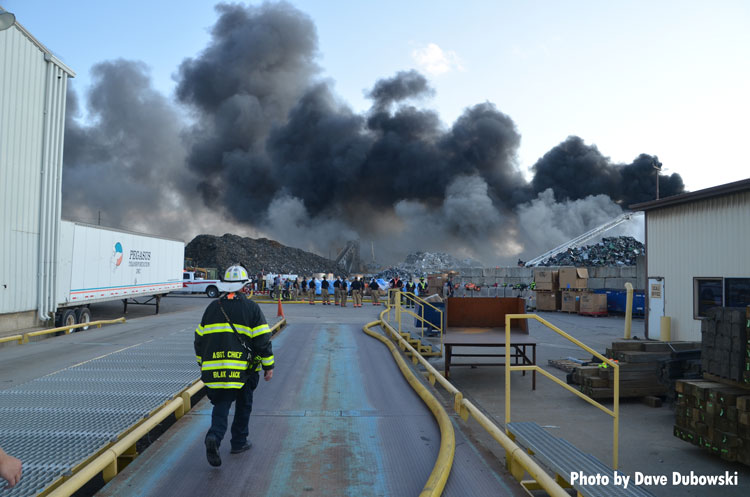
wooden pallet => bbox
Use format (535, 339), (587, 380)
(703, 372), (750, 390)
(578, 311), (609, 317)
(548, 358), (590, 373)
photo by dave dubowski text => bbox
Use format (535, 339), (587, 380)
(570, 470), (740, 489)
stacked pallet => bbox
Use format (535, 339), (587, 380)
(674, 379), (750, 465)
(701, 306), (750, 385)
(573, 362), (668, 399)
(567, 340), (701, 400)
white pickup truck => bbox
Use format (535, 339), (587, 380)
(174, 271), (237, 298)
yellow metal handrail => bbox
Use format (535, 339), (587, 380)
(365, 312), (568, 497)
(0, 334), (24, 345)
(504, 313), (619, 469)
(385, 290), (444, 356)
(20, 317), (127, 344)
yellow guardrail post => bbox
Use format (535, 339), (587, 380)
(396, 290), (402, 335)
(420, 302), (425, 337)
(613, 362), (619, 469)
(505, 315), (512, 428)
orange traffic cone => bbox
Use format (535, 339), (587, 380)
(277, 297), (285, 318)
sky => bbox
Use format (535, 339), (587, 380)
(6, 0), (748, 191)
(3, 1), (749, 266)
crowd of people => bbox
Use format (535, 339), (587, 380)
(285, 275), (382, 307)
(232, 271), (456, 305)
(256, 273), (454, 307)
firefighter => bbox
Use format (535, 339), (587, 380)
(308, 276), (316, 305)
(369, 277), (381, 305)
(340, 276), (348, 307)
(194, 264), (274, 467)
(321, 275), (331, 305)
(333, 276), (342, 306)
(291, 278), (300, 301)
(351, 277), (363, 307)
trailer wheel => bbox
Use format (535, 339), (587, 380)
(75, 307), (91, 331)
(206, 286), (219, 298)
(60, 309), (77, 330)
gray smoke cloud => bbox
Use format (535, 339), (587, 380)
(63, 60), (191, 234)
(62, 60), (250, 238)
(62, 2), (683, 266)
(368, 69), (434, 109)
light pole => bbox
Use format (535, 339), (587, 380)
(652, 158), (663, 200)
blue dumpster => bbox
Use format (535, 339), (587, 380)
(594, 289), (645, 316)
(415, 302), (445, 331)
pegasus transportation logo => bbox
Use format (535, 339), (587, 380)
(112, 242), (124, 270)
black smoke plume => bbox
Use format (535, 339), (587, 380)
(531, 136), (684, 206)
(62, 2), (685, 266)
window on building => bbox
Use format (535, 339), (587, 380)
(725, 278), (750, 308)
(694, 278), (723, 318)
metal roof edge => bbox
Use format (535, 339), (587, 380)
(3, 8), (76, 77)
(62, 219), (186, 244)
(629, 177), (750, 212)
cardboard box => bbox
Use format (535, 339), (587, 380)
(533, 269), (559, 291)
(559, 267), (589, 290)
(562, 290), (585, 313)
(580, 293), (607, 314)
(536, 291), (561, 311)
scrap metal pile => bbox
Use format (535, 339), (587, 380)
(375, 251), (482, 280)
(186, 234), (344, 276)
(536, 236), (644, 267)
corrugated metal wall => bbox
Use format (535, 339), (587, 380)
(0, 22), (72, 318)
(647, 190), (750, 341)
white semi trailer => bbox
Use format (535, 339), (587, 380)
(53, 221), (184, 327)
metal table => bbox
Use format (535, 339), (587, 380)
(443, 328), (537, 389)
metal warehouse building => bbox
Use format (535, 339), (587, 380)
(0, 10), (75, 332)
(632, 178), (750, 342)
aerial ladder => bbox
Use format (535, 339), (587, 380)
(524, 211), (644, 267)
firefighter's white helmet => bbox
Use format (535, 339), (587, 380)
(222, 264), (249, 292)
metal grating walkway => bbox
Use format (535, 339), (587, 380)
(0, 332), (199, 497)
